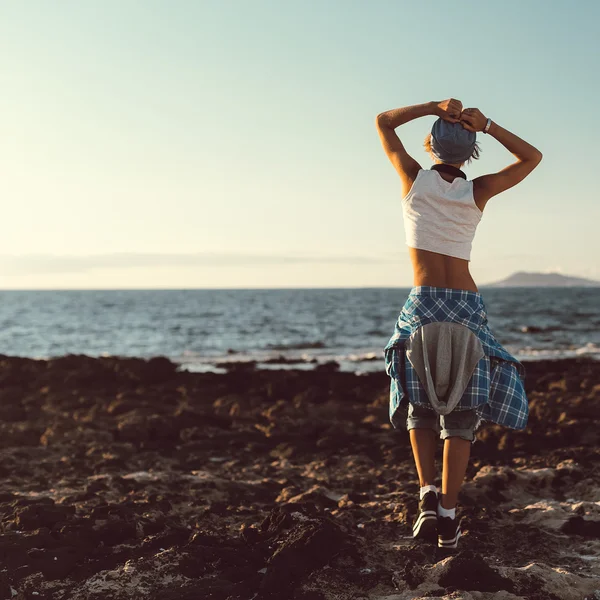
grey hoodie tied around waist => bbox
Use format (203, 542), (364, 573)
(404, 321), (485, 416)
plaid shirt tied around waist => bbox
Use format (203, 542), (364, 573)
(383, 286), (529, 430)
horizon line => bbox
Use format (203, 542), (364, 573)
(2, 284), (599, 292)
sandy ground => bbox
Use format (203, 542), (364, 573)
(0, 354), (598, 600)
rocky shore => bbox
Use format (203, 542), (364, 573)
(0, 354), (599, 599)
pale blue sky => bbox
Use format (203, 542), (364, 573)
(1, 0), (598, 289)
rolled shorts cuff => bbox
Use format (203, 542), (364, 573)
(406, 402), (480, 443)
(439, 427), (476, 442)
(406, 410), (440, 435)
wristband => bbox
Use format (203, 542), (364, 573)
(483, 118), (492, 134)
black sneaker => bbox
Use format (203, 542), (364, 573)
(437, 514), (461, 548)
(412, 490), (438, 541)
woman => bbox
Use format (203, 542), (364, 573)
(375, 98), (542, 550)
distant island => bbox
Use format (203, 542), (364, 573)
(483, 271), (600, 287)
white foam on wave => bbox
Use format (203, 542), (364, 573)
(514, 342), (600, 360)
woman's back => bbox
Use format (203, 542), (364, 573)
(404, 167), (482, 292)
(403, 168), (482, 260)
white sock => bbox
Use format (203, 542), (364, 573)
(437, 500), (456, 519)
(419, 484), (438, 500)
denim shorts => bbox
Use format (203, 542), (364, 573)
(406, 401), (481, 443)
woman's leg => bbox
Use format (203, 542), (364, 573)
(409, 428), (437, 486)
(439, 409), (478, 508)
(407, 403), (440, 486)
(440, 437), (470, 508)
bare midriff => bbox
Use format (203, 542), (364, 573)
(408, 247), (479, 293)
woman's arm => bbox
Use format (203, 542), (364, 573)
(376, 100), (438, 128)
(461, 109), (542, 161)
(376, 98), (462, 128)
(376, 99), (462, 195)
(461, 109), (543, 205)
(487, 121), (543, 162)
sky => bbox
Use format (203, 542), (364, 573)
(1, 0), (598, 289)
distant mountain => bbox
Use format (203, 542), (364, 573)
(484, 271), (600, 288)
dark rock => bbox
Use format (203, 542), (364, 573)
(91, 520), (137, 546)
(156, 577), (258, 600)
(116, 412), (152, 443)
(15, 503), (76, 531)
(255, 506), (348, 596)
(0, 422), (43, 447)
(561, 516), (600, 538)
(293, 591), (327, 600)
(143, 356), (178, 383)
(436, 550), (514, 592)
(314, 361), (340, 372)
(215, 360), (257, 371)
(27, 545), (80, 580)
(292, 386), (329, 405)
(0, 403), (27, 422)
(396, 558), (426, 589)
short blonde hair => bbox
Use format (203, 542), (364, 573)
(423, 132), (482, 166)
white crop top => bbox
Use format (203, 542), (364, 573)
(402, 168), (483, 261)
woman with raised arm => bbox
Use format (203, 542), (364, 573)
(375, 99), (542, 550)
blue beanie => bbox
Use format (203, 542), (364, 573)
(430, 118), (476, 163)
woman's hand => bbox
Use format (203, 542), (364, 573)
(435, 98), (463, 123)
(460, 108), (488, 132)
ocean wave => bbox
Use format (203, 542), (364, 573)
(515, 343), (600, 360)
(265, 341), (326, 350)
(519, 325), (564, 334)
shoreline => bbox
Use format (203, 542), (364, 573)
(1, 352), (599, 374)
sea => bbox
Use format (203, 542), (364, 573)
(0, 287), (598, 374)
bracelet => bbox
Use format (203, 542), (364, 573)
(483, 118), (492, 134)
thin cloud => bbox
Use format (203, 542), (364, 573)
(0, 252), (402, 275)
(478, 253), (536, 261)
